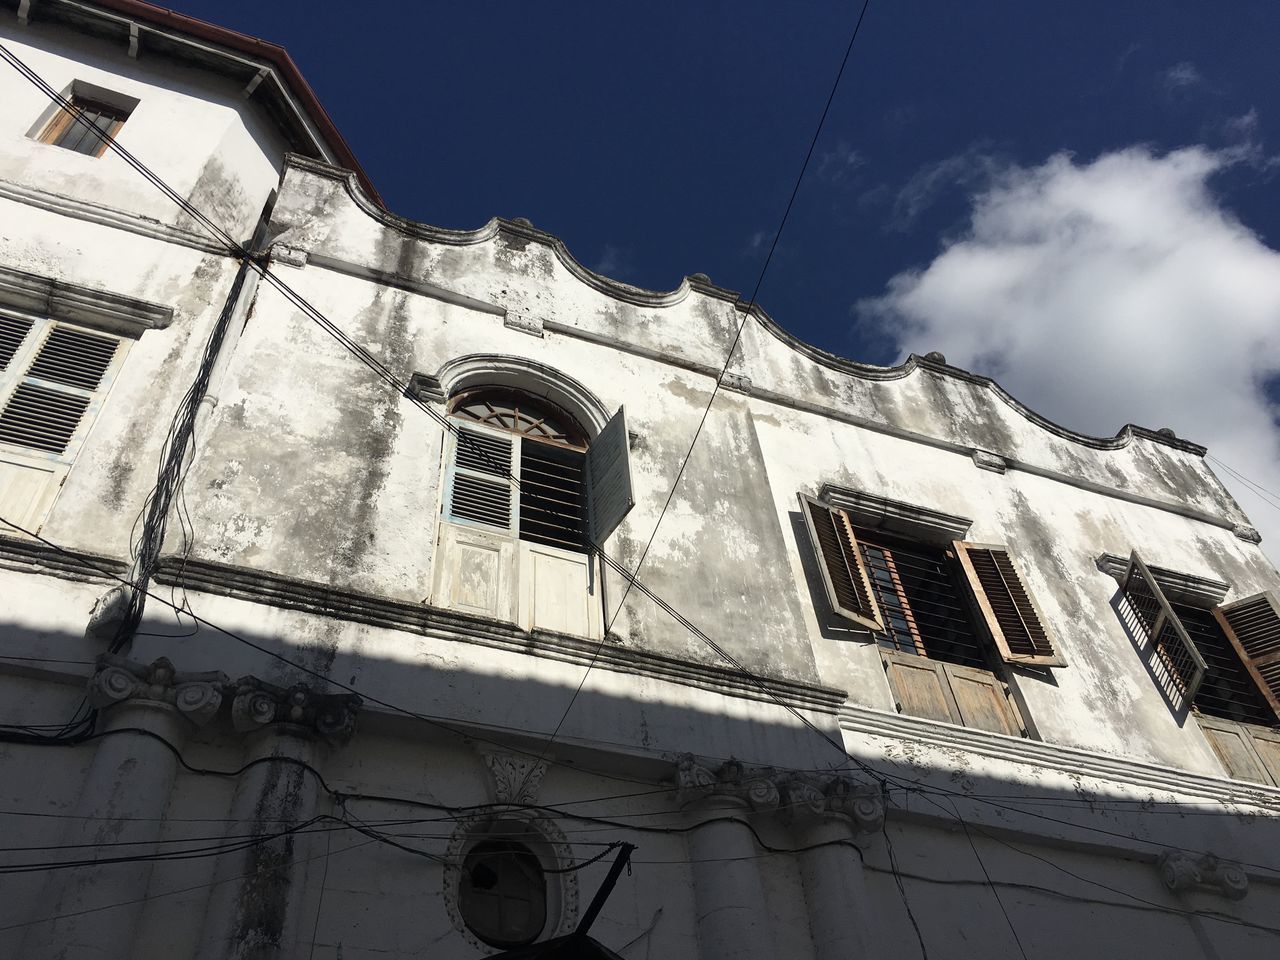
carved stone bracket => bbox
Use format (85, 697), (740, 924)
(87, 655), (227, 727)
(229, 677), (361, 743)
(482, 751), (548, 805)
(1233, 524), (1262, 545)
(971, 449), (1008, 474)
(1158, 851), (1248, 900)
(676, 755), (884, 834)
(720, 371), (752, 395)
(504, 309), (545, 337)
(270, 244), (308, 268)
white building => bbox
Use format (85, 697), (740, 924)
(2, 3), (1280, 958)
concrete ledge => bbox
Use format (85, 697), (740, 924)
(839, 702), (1280, 811)
(149, 556), (849, 714)
(0, 262), (174, 336)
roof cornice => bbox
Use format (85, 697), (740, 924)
(281, 154), (1210, 460)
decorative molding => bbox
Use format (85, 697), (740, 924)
(820, 483), (972, 543)
(481, 751), (547, 805)
(1233, 524), (1263, 545)
(0, 178), (227, 254)
(1095, 553), (1230, 608)
(405, 372), (446, 404)
(676, 755), (884, 837)
(839, 702), (1280, 812)
(229, 676), (360, 742)
(442, 810), (580, 950)
(0, 534), (128, 584)
(1158, 851), (1248, 900)
(503, 308), (545, 338)
(719, 371), (752, 395)
(146, 557), (849, 714)
(0, 263), (174, 337)
(269, 244), (308, 268)
(432, 354), (613, 437)
(87, 655), (227, 726)
(971, 449), (1008, 474)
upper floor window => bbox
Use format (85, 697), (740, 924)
(446, 389), (590, 552)
(799, 493), (1065, 737)
(36, 94), (132, 158)
(0, 312), (126, 532)
(459, 838), (547, 948)
(432, 383), (633, 639)
(1119, 553), (1280, 784)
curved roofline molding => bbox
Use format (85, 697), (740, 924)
(284, 155), (1208, 459)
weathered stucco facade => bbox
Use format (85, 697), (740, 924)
(3, 3), (1280, 958)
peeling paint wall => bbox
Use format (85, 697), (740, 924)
(4, 14), (1280, 960)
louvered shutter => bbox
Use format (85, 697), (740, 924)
(0, 315), (33, 371)
(0, 322), (120, 456)
(798, 493), (883, 631)
(952, 542), (1065, 667)
(444, 422), (516, 534)
(1214, 592), (1280, 720)
(584, 406), (634, 547)
(1121, 551), (1207, 701)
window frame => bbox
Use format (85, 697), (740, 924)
(36, 95), (131, 158)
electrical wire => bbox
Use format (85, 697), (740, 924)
(3, 37), (1277, 939)
(516, 0), (876, 806)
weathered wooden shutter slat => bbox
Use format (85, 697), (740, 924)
(446, 424), (516, 533)
(1122, 551), (1207, 702)
(0, 315), (34, 371)
(585, 406), (634, 546)
(953, 541), (1064, 667)
(1214, 592), (1280, 719)
(798, 493), (883, 631)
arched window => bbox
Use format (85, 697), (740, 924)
(444, 389), (591, 552)
(459, 839), (548, 948)
(433, 377), (633, 639)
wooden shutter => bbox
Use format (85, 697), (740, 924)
(584, 406), (634, 546)
(1213, 592), (1280, 720)
(0, 315), (33, 371)
(0, 322), (120, 456)
(952, 542), (1064, 667)
(798, 493), (883, 631)
(445, 423), (516, 534)
(1121, 551), (1207, 701)
(881, 651), (1025, 736)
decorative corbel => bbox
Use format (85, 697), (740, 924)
(1158, 850), (1248, 900)
(87, 655), (226, 726)
(481, 751), (548, 805)
(230, 677), (360, 743)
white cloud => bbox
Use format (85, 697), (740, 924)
(860, 146), (1280, 553)
(1163, 61), (1204, 93)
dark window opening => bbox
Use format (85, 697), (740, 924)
(857, 532), (990, 671)
(1176, 604), (1275, 726)
(38, 97), (131, 157)
(459, 839), (547, 948)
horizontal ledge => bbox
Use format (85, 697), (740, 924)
(0, 263), (173, 337)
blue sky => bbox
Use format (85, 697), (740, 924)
(171, 1), (1280, 548)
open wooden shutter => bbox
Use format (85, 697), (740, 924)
(1121, 551), (1206, 701)
(1213, 591), (1280, 720)
(0, 315), (33, 371)
(798, 493), (883, 631)
(952, 542), (1064, 667)
(585, 406), (634, 546)
(445, 422), (516, 534)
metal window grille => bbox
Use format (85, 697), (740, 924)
(857, 532), (989, 670)
(1178, 605), (1275, 726)
(39, 97), (130, 158)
